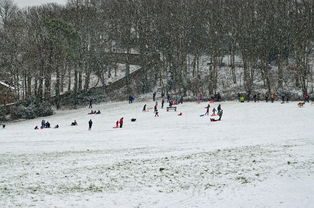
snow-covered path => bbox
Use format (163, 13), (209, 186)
(1, 101), (313, 207)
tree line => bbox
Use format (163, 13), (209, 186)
(1, 0), (314, 108)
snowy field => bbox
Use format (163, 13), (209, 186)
(0, 100), (314, 208)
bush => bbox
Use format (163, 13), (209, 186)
(10, 98), (53, 120)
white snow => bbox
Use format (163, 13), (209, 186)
(0, 100), (314, 207)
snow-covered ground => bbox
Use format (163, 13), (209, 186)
(0, 100), (314, 208)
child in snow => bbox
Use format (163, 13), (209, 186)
(71, 120), (78, 126)
(115, 120), (119, 128)
(143, 104), (147, 112)
(119, 117), (124, 128)
(212, 108), (217, 115)
(45, 121), (51, 128)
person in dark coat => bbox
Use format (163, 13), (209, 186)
(161, 99), (165, 109)
(205, 104), (210, 115)
(265, 94), (269, 102)
(88, 119), (93, 130)
(281, 95), (285, 103)
(217, 104), (222, 113)
(212, 108), (217, 115)
(154, 102), (158, 112)
(253, 94), (257, 102)
(119, 117), (124, 128)
(218, 110), (223, 120)
(45, 121), (51, 128)
(143, 104), (147, 112)
(41, 120), (46, 129)
(71, 120), (78, 126)
(153, 92), (156, 101)
(2, 124), (5, 128)
(128, 96), (133, 104)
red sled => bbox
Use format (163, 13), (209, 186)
(210, 118), (221, 122)
(113, 126), (119, 128)
(211, 114), (217, 116)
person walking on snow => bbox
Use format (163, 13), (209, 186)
(119, 117), (124, 128)
(88, 119), (93, 130)
(205, 104), (210, 115)
(153, 92), (156, 101)
(143, 104), (147, 112)
(154, 102), (158, 113)
(161, 98), (165, 109)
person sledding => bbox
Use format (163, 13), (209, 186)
(205, 104), (210, 115)
(96, 110), (101, 114)
(71, 120), (78, 126)
(211, 110), (223, 122)
(113, 120), (119, 128)
(211, 108), (217, 116)
(45, 121), (51, 128)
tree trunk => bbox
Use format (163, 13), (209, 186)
(55, 66), (60, 109)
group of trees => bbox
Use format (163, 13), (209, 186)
(1, 0), (314, 107)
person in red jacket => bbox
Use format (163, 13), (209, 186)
(119, 117), (124, 128)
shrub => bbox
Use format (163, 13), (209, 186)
(10, 98), (53, 120)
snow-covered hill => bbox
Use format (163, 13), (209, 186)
(0, 100), (313, 207)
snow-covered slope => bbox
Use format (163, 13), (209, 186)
(0, 100), (313, 207)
